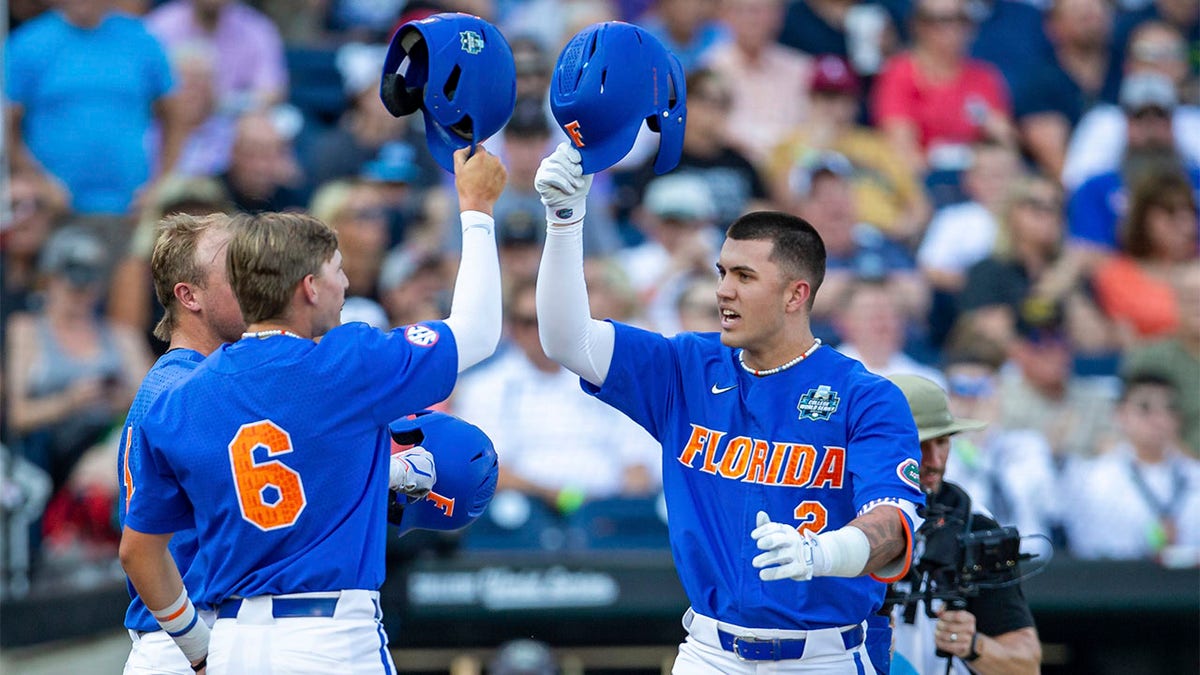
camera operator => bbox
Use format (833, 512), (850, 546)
(885, 374), (1042, 675)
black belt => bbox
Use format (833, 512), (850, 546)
(717, 623), (865, 661)
(216, 597), (339, 620)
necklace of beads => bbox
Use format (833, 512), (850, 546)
(241, 329), (304, 340)
(738, 338), (822, 377)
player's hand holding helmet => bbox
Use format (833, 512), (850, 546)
(535, 142), (592, 224)
(390, 446), (437, 498)
(751, 511), (826, 582)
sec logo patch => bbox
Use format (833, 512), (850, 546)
(405, 324), (440, 347)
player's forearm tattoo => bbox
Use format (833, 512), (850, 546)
(850, 508), (906, 574)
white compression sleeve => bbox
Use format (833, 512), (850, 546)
(536, 222), (615, 387)
(444, 210), (502, 373)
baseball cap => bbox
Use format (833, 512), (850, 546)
(811, 54), (860, 95)
(337, 43), (389, 97)
(39, 226), (107, 286)
(889, 374), (987, 442)
(1014, 296), (1066, 345)
(379, 247), (443, 291)
(153, 175), (233, 215)
(1120, 72), (1176, 114)
(362, 141), (422, 184)
(789, 150), (854, 197)
(497, 205), (542, 246)
(643, 173), (716, 222)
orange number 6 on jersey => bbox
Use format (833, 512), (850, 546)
(229, 420), (307, 531)
(793, 501), (828, 535)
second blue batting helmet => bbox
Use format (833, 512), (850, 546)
(550, 22), (687, 175)
(380, 13), (517, 173)
(388, 410), (499, 536)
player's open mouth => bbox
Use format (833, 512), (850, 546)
(720, 309), (740, 329)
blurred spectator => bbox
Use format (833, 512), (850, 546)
(444, 98), (620, 256)
(503, 0), (619, 53)
(792, 151), (929, 338)
(940, 327), (1060, 557)
(1013, 0), (1115, 179)
(306, 43), (440, 192)
(144, 0), (288, 176)
(2, 171), (70, 341)
(494, 207), (545, 285)
(378, 247), (450, 328)
(958, 175), (1090, 348)
(510, 35), (554, 100)
(618, 173), (720, 335)
(832, 277), (946, 385)
(1090, 169), (1198, 345)
(219, 110), (307, 213)
(968, 0), (1056, 102)
(488, 638), (559, 675)
(1108, 0), (1200, 102)
(618, 68), (771, 230)
(1063, 373), (1200, 562)
(1066, 72), (1200, 265)
(452, 278), (661, 514)
(1121, 263), (1200, 457)
(326, 0), (408, 41)
(5, 227), (153, 492)
(106, 175), (234, 355)
(673, 273), (721, 333)
(1062, 21), (1199, 191)
(253, 0), (330, 45)
(583, 256), (644, 325)
(4, 0), (186, 215)
(360, 141), (430, 246)
(871, 0), (1015, 177)
(639, 0), (729, 72)
(999, 298), (1119, 461)
(309, 179), (390, 301)
(918, 140), (1022, 294)
(769, 54), (930, 240)
(703, 0), (814, 165)
(0, 442), (53, 597)
(779, 0), (906, 72)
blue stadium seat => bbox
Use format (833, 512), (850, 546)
(565, 494), (670, 550)
(459, 490), (568, 551)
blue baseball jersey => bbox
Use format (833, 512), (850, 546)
(124, 322), (457, 607)
(118, 348), (207, 631)
(584, 323), (924, 629)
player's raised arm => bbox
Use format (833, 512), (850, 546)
(534, 142), (616, 387)
(443, 145), (507, 373)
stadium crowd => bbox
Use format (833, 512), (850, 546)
(2, 0), (1198, 594)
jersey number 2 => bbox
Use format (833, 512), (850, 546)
(793, 501), (828, 535)
(229, 421), (307, 531)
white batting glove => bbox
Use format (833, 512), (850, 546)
(535, 142), (592, 224)
(390, 446), (436, 498)
(751, 511), (827, 582)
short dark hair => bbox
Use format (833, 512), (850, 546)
(725, 211), (826, 307)
(1119, 371), (1179, 403)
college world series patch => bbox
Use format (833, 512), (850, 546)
(404, 324), (440, 347)
(797, 385), (840, 421)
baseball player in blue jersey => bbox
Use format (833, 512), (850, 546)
(534, 144), (924, 674)
(118, 212), (245, 674)
(118, 146), (506, 674)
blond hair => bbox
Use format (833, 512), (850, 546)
(151, 213), (231, 342)
(227, 212), (340, 324)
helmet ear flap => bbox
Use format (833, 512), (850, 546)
(380, 73), (423, 117)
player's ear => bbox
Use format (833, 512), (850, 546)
(174, 281), (201, 313)
(300, 274), (320, 306)
(784, 278), (811, 314)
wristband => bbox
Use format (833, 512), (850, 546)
(810, 526), (871, 577)
(461, 210), (495, 234)
(191, 656), (207, 672)
(152, 589), (210, 664)
(966, 632), (981, 661)
(545, 199), (586, 225)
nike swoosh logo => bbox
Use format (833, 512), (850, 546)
(711, 383), (738, 395)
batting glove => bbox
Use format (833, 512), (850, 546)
(751, 511), (827, 582)
(535, 142), (592, 224)
(390, 446), (436, 498)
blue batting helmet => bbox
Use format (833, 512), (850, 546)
(380, 13), (517, 173)
(388, 410), (499, 536)
(550, 22), (687, 175)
